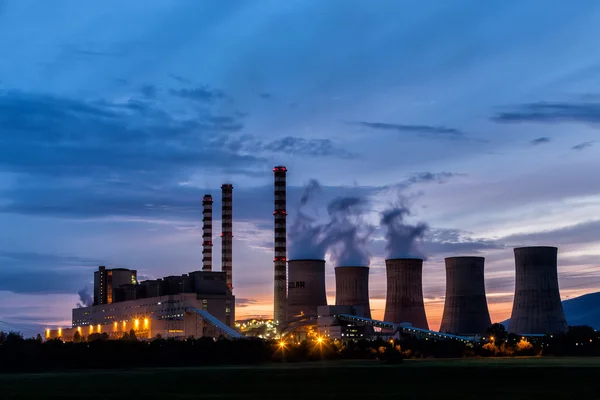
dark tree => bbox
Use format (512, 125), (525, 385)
(485, 323), (508, 344)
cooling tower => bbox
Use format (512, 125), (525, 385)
(202, 194), (213, 271)
(383, 258), (429, 329)
(439, 257), (491, 335)
(287, 259), (327, 320)
(509, 246), (568, 334)
(221, 184), (233, 291)
(273, 166), (287, 325)
(335, 266), (371, 319)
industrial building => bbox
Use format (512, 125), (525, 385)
(383, 258), (429, 329)
(439, 256), (491, 335)
(334, 266), (371, 319)
(64, 266), (235, 338)
(317, 305), (368, 339)
(509, 246), (568, 334)
(287, 259), (328, 320)
(94, 266), (137, 305)
(273, 166), (287, 326)
(47, 187), (241, 342)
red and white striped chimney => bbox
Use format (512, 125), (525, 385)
(221, 184), (233, 291)
(202, 194), (213, 271)
(273, 166), (287, 325)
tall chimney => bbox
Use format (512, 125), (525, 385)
(202, 194), (213, 271)
(221, 184), (233, 291)
(273, 166), (287, 325)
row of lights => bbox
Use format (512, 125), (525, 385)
(46, 318), (150, 337)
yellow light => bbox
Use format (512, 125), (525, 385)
(490, 336), (494, 341)
(279, 341), (285, 348)
(144, 318), (149, 328)
(58, 328), (62, 336)
(113, 321), (118, 331)
(317, 337), (323, 344)
(97, 324), (101, 333)
(77, 326), (82, 333)
(45, 329), (50, 338)
(122, 321), (126, 330)
(134, 319), (139, 329)
(89, 325), (93, 333)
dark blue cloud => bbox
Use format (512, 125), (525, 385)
(572, 141), (595, 150)
(531, 137), (551, 145)
(261, 137), (356, 158)
(492, 100), (600, 124)
(355, 121), (464, 137)
(0, 251), (98, 294)
(169, 86), (227, 103)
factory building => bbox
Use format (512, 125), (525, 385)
(383, 258), (429, 330)
(317, 305), (368, 339)
(287, 259), (328, 320)
(56, 268), (234, 341)
(273, 166), (288, 327)
(334, 266), (371, 319)
(509, 246), (568, 334)
(93, 266), (137, 305)
(439, 257), (491, 335)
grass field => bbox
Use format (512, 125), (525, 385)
(1, 358), (600, 399)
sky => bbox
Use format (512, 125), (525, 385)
(1, 0), (600, 336)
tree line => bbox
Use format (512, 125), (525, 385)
(0, 324), (598, 373)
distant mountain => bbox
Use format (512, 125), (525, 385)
(500, 292), (600, 330)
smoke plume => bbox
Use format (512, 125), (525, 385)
(288, 180), (330, 260)
(288, 180), (374, 266)
(326, 196), (373, 267)
(76, 287), (93, 308)
(380, 203), (428, 259)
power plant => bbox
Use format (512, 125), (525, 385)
(334, 266), (371, 319)
(45, 164), (581, 344)
(287, 259), (327, 319)
(509, 246), (568, 334)
(202, 195), (213, 271)
(383, 258), (429, 329)
(273, 166), (287, 325)
(439, 256), (491, 335)
(221, 184), (233, 291)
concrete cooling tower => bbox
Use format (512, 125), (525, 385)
(439, 257), (491, 335)
(335, 266), (371, 319)
(287, 259), (327, 320)
(383, 258), (429, 329)
(509, 246), (568, 334)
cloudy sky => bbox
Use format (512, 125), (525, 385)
(1, 0), (600, 336)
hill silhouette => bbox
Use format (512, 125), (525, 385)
(501, 291), (600, 330)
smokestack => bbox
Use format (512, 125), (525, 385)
(439, 257), (491, 335)
(335, 266), (371, 318)
(509, 246), (568, 334)
(383, 258), (429, 329)
(221, 184), (233, 291)
(273, 166), (287, 325)
(287, 259), (327, 319)
(202, 194), (213, 271)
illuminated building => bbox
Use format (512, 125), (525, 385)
(317, 305), (368, 339)
(94, 266), (137, 305)
(68, 269), (235, 340)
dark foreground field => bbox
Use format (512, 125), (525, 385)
(1, 358), (600, 399)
